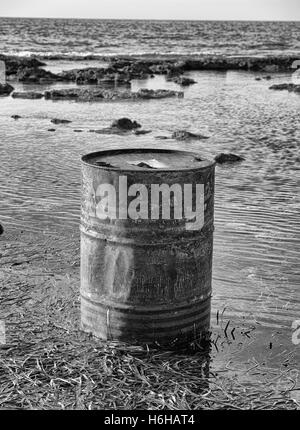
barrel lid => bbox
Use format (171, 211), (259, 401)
(82, 148), (214, 172)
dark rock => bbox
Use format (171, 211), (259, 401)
(48, 128), (56, 132)
(269, 83), (292, 90)
(168, 75), (197, 86)
(269, 83), (300, 93)
(44, 89), (81, 100)
(183, 55), (297, 72)
(0, 83), (14, 96)
(155, 136), (170, 140)
(111, 60), (152, 79)
(0, 224), (3, 235)
(11, 114), (21, 120)
(215, 153), (245, 164)
(59, 67), (131, 86)
(16, 67), (62, 83)
(263, 75), (272, 80)
(0, 55), (45, 75)
(135, 89), (184, 99)
(255, 77), (262, 81)
(59, 68), (103, 84)
(43, 88), (183, 102)
(111, 118), (141, 130)
(133, 129), (152, 135)
(73, 129), (83, 132)
(51, 118), (72, 124)
(172, 130), (209, 141)
(12, 91), (44, 99)
(92, 119), (147, 136)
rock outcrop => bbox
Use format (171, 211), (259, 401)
(0, 55), (45, 76)
(16, 67), (62, 83)
(43, 88), (183, 101)
(111, 118), (141, 130)
(58, 68), (131, 86)
(12, 92), (44, 99)
(269, 83), (300, 93)
(215, 153), (245, 164)
(91, 118), (151, 136)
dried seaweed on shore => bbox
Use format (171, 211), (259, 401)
(0, 233), (298, 410)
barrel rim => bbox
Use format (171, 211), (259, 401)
(81, 148), (215, 172)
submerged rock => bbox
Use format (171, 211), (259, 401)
(172, 130), (209, 141)
(112, 118), (141, 130)
(11, 114), (22, 120)
(51, 118), (72, 124)
(12, 91), (44, 99)
(0, 83), (14, 96)
(269, 83), (300, 93)
(168, 75), (197, 86)
(215, 153), (245, 164)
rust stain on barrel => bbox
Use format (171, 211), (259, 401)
(80, 148), (215, 347)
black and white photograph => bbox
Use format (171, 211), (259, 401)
(0, 0), (299, 414)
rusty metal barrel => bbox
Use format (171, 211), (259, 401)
(81, 148), (215, 347)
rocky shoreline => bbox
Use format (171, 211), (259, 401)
(2, 53), (299, 71)
(1, 54), (299, 83)
(1, 53), (299, 101)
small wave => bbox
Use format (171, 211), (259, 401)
(2, 49), (300, 62)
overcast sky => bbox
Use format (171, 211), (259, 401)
(0, 0), (299, 21)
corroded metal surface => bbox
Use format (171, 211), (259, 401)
(81, 148), (215, 347)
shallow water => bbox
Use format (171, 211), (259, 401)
(0, 68), (299, 359)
